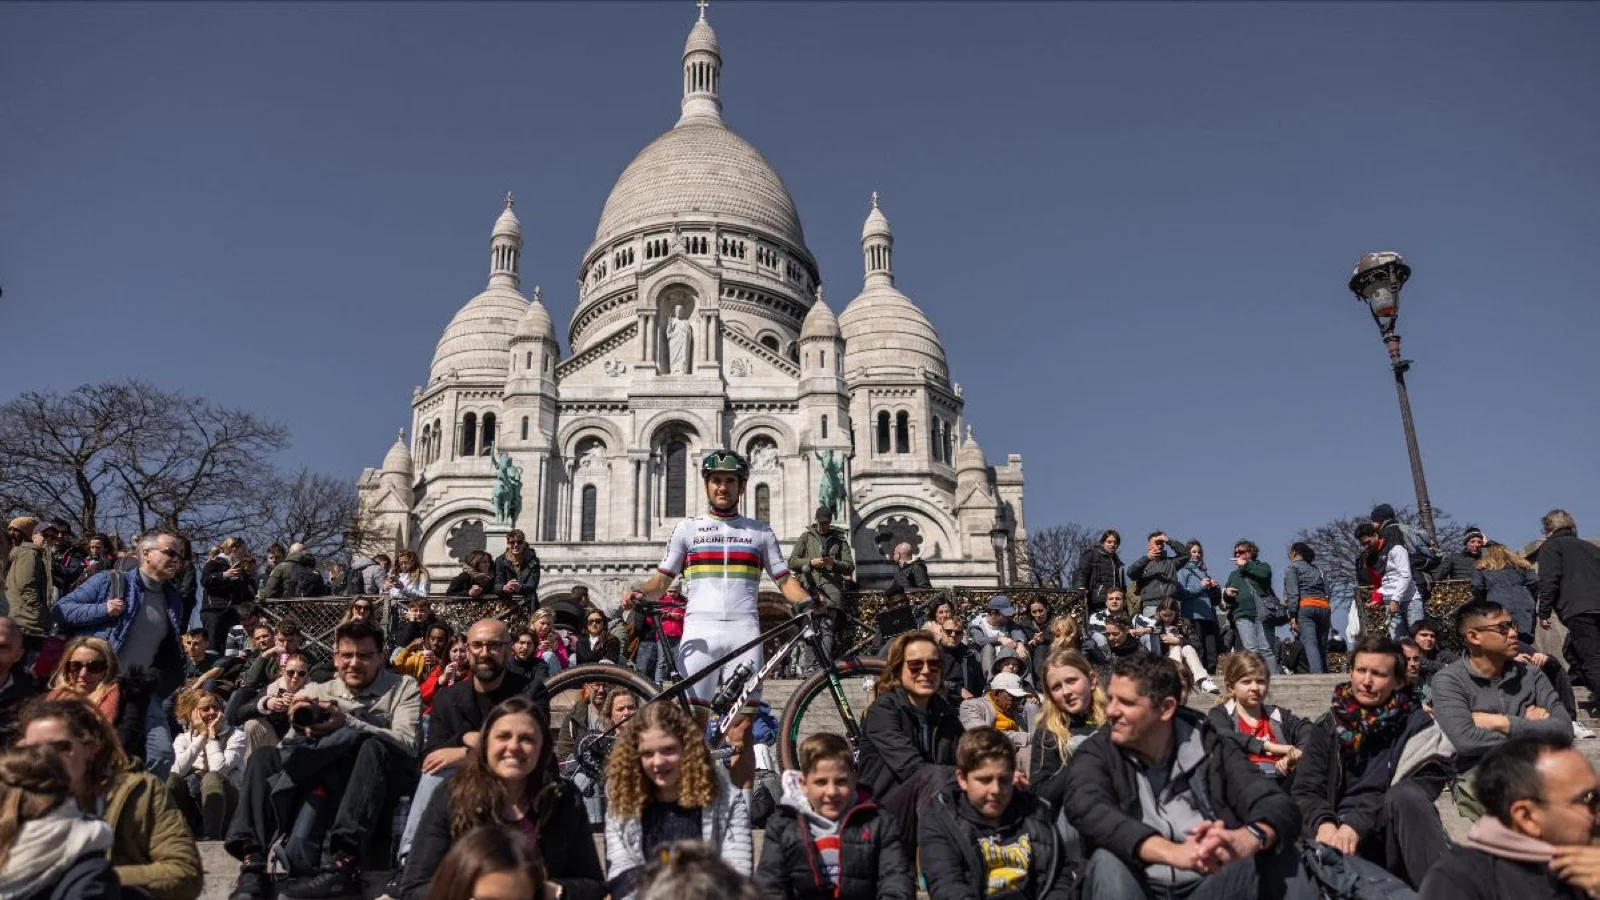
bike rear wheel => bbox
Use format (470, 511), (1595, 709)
(541, 664), (661, 778)
(776, 657), (885, 770)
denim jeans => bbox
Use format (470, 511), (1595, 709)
(1297, 605), (1332, 674)
(397, 766), (455, 864)
(1389, 594), (1425, 639)
(1232, 615), (1278, 673)
(144, 693), (174, 780)
(1082, 845), (1316, 900)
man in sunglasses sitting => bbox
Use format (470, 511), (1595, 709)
(1433, 598), (1573, 818)
(1420, 732), (1600, 900)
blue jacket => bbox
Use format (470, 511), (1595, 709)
(54, 570), (184, 653)
(1176, 561), (1219, 622)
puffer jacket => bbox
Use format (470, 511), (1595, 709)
(6, 543), (50, 636)
(493, 550), (541, 601)
(260, 550), (325, 599)
(604, 765), (750, 900)
(918, 777), (1074, 900)
(1073, 548), (1124, 610)
(1128, 547), (1187, 609)
(102, 766), (204, 900)
(854, 687), (963, 800)
(756, 771), (914, 900)
(54, 572), (183, 664)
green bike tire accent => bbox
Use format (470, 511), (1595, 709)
(776, 657), (885, 771)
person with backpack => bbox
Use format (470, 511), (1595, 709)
(787, 507), (856, 674)
(260, 543), (326, 599)
(1223, 540), (1280, 674)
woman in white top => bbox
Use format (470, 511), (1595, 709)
(168, 688), (247, 839)
(388, 549), (430, 599)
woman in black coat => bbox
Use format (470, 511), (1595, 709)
(854, 633), (964, 844)
(398, 697), (604, 900)
(573, 610), (623, 665)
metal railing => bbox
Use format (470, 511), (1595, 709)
(255, 595), (536, 657)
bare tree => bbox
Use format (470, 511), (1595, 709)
(244, 469), (376, 563)
(1292, 506), (1467, 610)
(1018, 523), (1097, 587)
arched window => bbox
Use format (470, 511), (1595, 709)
(930, 418), (942, 463)
(580, 485), (597, 542)
(820, 414), (829, 439)
(520, 416), (529, 441)
(419, 424), (430, 461)
(754, 484), (771, 523)
(876, 411), (891, 455)
(760, 334), (780, 353)
(481, 413), (496, 455)
(944, 422), (955, 464)
(664, 440), (688, 519)
(462, 413), (477, 457)
(895, 411), (910, 454)
(819, 349), (826, 369)
(432, 418), (442, 463)
(525, 351), (532, 370)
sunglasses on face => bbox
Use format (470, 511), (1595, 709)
(148, 546), (182, 560)
(284, 668), (309, 677)
(66, 659), (109, 676)
(942, 628), (960, 637)
(1471, 620), (1517, 636)
(903, 659), (938, 674)
(587, 618), (605, 624)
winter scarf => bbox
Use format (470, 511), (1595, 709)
(0, 803), (113, 898)
(1466, 815), (1555, 864)
(1329, 682), (1416, 756)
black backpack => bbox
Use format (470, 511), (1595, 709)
(284, 564), (327, 598)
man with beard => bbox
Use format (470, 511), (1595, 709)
(393, 618), (548, 876)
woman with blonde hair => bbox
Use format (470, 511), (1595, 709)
(1030, 648), (1104, 798)
(336, 596), (376, 627)
(0, 744), (118, 900)
(1473, 542), (1540, 640)
(46, 636), (162, 768)
(604, 701), (750, 900)
(1205, 652), (1310, 781)
(529, 608), (570, 672)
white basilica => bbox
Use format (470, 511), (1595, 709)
(358, 7), (1026, 607)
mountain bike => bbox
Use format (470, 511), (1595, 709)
(545, 598), (884, 800)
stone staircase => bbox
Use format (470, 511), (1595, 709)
(194, 674), (1600, 899)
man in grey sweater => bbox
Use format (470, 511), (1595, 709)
(1432, 598), (1572, 779)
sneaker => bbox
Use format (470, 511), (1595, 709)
(229, 862), (275, 900)
(1199, 677), (1220, 695)
(280, 855), (361, 899)
(1574, 721), (1596, 740)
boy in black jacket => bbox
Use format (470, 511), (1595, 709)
(917, 728), (1074, 900)
(757, 733), (914, 900)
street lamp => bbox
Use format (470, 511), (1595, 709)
(990, 527), (1011, 587)
(1348, 251), (1436, 537)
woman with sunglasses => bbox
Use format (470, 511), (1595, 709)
(399, 697), (603, 900)
(45, 637), (161, 775)
(575, 610), (622, 666)
(337, 597), (375, 627)
(16, 697), (203, 900)
(855, 631), (963, 849)
(228, 650), (312, 760)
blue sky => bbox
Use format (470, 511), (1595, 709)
(2, 1), (1597, 576)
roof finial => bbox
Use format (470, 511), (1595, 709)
(397, 427), (406, 443)
(815, 284), (824, 305)
(697, 0), (708, 20)
(966, 424), (974, 443)
(870, 191), (879, 209)
(533, 284), (542, 303)
(504, 192), (514, 210)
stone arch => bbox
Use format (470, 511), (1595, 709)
(637, 410), (709, 449)
(852, 498), (956, 561)
(729, 415), (797, 457)
(557, 418), (627, 460)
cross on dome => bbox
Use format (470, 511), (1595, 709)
(504, 192), (515, 209)
(871, 191), (879, 209)
(533, 284), (542, 303)
(697, 0), (708, 20)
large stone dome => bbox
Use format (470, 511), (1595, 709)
(592, 121), (807, 250)
(840, 283), (949, 382)
(429, 286), (526, 383)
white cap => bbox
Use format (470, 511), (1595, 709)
(990, 672), (1029, 698)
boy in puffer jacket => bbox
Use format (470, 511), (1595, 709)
(756, 733), (915, 900)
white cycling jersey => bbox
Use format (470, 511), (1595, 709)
(656, 509), (791, 620)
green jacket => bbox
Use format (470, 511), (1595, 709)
(5, 543), (50, 636)
(1225, 560), (1274, 622)
(787, 526), (855, 601)
(103, 768), (203, 900)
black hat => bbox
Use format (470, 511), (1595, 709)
(1370, 504), (1396, 523)
(1463, 526), (1486, 544)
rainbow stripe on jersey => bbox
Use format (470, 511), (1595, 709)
(658, 511), (790, 620)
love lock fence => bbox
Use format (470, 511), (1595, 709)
(255, 595), (538, 658)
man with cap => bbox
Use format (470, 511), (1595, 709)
(968, 595), (1030, 676)
(787, 505), (856, 672)
(959, 670), (1036, 748)
(1435, 526), (1487, 584)
(3, 518), (50, 659)
(41, 518), (86, 598)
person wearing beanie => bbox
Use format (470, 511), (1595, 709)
(1436, 526), (1487, 583)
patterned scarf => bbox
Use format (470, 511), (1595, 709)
(1329, 681), (1415, 756)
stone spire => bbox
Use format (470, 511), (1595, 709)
(490, 193), (522, 289)
(679, 1), (723, 125)
(861, 192), (894, 287)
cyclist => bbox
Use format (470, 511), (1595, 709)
(623, 448), (813, 786)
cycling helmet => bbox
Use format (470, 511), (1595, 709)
(701, 449), (750, 479)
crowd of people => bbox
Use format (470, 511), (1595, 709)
(2, 454), (1600, 900)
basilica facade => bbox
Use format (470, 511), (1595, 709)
(358, 8), (1026, 608)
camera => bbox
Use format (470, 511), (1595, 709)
(291, 703), (332, 729)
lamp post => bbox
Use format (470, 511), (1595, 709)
(990, 527), (1012, 587)
(1348, 251), (1436, 538)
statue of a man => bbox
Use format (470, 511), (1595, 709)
(665, 302), (693, 374)
(493, 451), (523, 527)
(814, 448), (845, 518)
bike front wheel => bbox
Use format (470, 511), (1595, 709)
(776, 657), (885, 770)
(541, 664), (661, 771)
